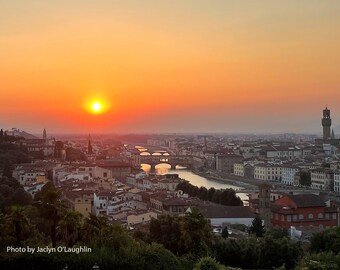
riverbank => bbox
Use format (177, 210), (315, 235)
(192, 169), (257, 191)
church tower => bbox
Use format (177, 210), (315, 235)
(322, 107), (332, 140)
(88, 134), (93, 155)
(258, 183), (272, 230)
(43, 128), (47, 143)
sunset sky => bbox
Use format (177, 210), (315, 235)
(1, 0), (340, 134)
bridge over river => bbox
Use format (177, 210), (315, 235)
(139, 155), (193, 170)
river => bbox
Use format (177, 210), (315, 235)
(136, 146), (249, 204)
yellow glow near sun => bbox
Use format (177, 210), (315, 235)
(92, 102), (101, 112)
(84, 96), (110, 115)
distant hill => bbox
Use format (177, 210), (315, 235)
(20, 131), (39, 139)
(5, 129), (39, 140)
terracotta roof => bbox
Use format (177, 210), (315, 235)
(198, 205), (255, 219)
(286, 194), (325, 208)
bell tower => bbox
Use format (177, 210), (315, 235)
(322, 107), (332, 140)
(43, 128), (47, 144)
(258, 183), (272, 230)
(88, 134), (93, 155)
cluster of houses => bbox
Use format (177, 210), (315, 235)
(6, 110), (340, 235)
(163, 135), (340, 192)
(249, 184), (339, 231)
(11, 159), (257, 228)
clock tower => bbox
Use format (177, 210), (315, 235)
(322, 107), (332, 140)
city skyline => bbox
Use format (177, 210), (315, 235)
(1, 1), (340, 134)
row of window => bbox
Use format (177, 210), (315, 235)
(274, 213), (337, 221)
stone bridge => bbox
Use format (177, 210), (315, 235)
(139, 155), (193, 170)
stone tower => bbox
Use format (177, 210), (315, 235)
(43, 128), (47, 143)
(88, 134), (93, 155)
(322, 107), (332, 140)
(258, 183), (272, 230)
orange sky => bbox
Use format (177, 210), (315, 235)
(1, 0), (340, 134)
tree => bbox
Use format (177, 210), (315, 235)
(6, 205), (30, 246)
(180, 208), (213, 257)
(249, 215), (265, 237)
(265, 228), (288, 239)
(149, 214), (182, 254)
(212, 238), (243, 268)
(137, 243), (181, 270)
(207, 187), (216, 201)
(37, 185), (63, 247)
(193, 256), (225, 270)
(2, 160), (12, 178)
(295, 252), (340, 270)
(81, 214), (109, 243)
(257, 236), (302, 270)
(176, 182), (242, 206)
(221, 227), (229, 239)
(310, 227), (340, 254)
(57, 210), (82, 246)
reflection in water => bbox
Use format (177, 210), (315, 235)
(141, 164), (243, 190)
(138, 147), (248, 204)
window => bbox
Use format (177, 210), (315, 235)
(299, 214), (304, 220)
(103, 172), (108, 177)
(325, 213), (330, 219)
(308, 213), (314, 219)
(293, 215), (297, 221)
(318, 213), (323, 219)
(287, 215), (291, 222)
(333, 213), (337, 220)
(281, 215), (285, 221)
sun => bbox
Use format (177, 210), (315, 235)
(84, 97), (110, 115)
(92, 101), (102, 112)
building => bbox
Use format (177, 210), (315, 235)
(254, 164), (282, 181)
(233, 163), (244, 177)
(271, 194), (338, 229)
(93, 189), (146, 216)
(13, 169), (47, 185)
(264, 145), (302, 161)
(315, 107), (340, 148)
(197, 205), (255, 226)
(96, 160), (132, 178)
(25, 129), (55, 157)
(127, 210), (158, 226)
(244, 163), (255, 179)
(281, 165), (300, 186)
(310, 168), (334, 191)
(63, 190), (93, 217)
(216, 154), (243, 173)
(157, 174), (183, 190)
(147, 138), (166, 147)
(322, 106), (332, 140)
(334, 172), (340, 193)
(258, 183), (272, 230)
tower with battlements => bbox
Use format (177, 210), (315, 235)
(322, 107), (332, 140)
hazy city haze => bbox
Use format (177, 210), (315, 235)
(1, 0), (340, 134)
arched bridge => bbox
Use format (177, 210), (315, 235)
(139, 155), (193, 170)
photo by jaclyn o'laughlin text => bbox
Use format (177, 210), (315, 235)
(6, 246), (92, 254)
